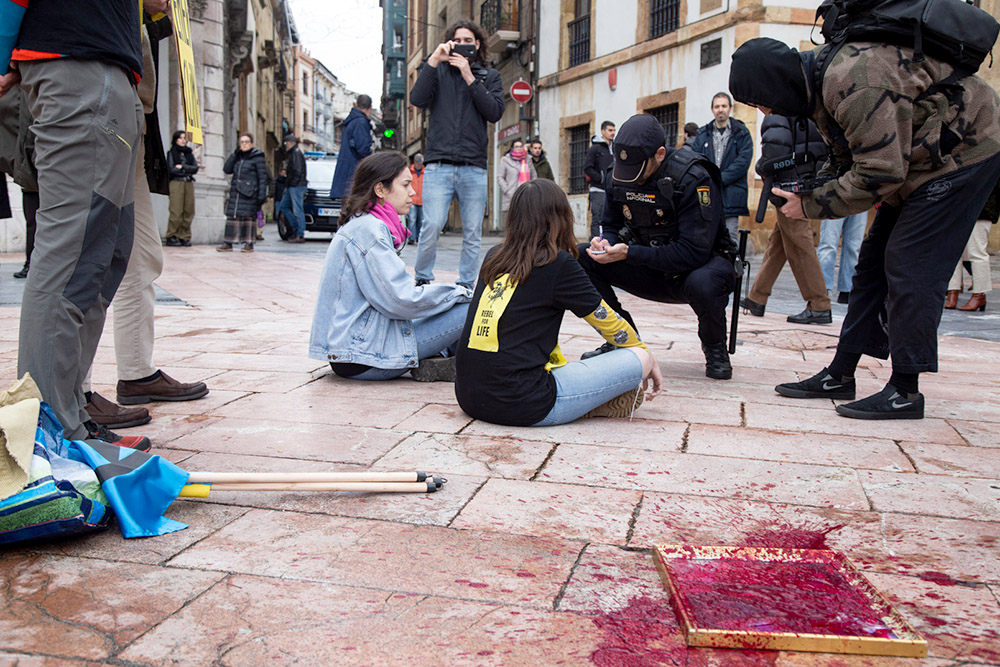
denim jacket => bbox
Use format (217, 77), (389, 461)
(309, 213), (472, 368)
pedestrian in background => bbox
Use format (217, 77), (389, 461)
(407, 153), (424, 245)
(219, 133), (268, 252)
(277, 133), (307, 243)
(681, 122), (699, 150)
(693, 92), (753, 244)
(741, 114), (832, 325)
(409, 19), (504, 289)
(330, 94), (373, 200)
(529, 139), (553, 180)
(817, 212), (868, 305)
(165, 130), (198, 246)
(498, 138), (535, 221)
(0, 85), (38, 280)
(584, 121), (614, 239)
(946, 176), (1000, 311)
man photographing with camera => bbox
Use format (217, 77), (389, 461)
(729, 9), (1000, 419)
(410, 20), (504, 290)
(577, 114), (737, 380)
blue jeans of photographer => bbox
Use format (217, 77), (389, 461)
(414, 162), (487, 288)
(533, 348), (645, 426)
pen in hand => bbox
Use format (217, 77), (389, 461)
(591, 224), (607, 255)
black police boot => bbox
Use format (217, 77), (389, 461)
(835, 384), (924, 420)
(787, 308), (832, 325)
(702, 343), (732, 380)
(13, 260), (29, 279)
(581, 342), (616, 360)
(775, 367), (856, 400)
(740, 297), (765, 317)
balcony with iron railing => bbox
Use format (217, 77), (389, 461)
(480, 0), (520, 55)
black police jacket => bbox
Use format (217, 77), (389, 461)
(601, 148), (727, 275)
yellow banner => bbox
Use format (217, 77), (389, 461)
(170, 0), (203, 144)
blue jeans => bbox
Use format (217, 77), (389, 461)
(817, 212), (867, 293)
(278, 185), (307, 238)
(532, 348), (645, 426)
(407, 204), (423, 242)
(352, 302), (469, 380)
(415, 163), (487, 287)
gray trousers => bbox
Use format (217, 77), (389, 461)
(589, 190), (606, 239)
(17, 59), (143, 438)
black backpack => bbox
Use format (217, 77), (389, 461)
(814, 0), (999, 76)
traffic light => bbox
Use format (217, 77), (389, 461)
(383, 128), (395, 139)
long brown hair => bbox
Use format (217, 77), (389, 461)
(480, 179), (578, 286)
(339, 151), (409, 224)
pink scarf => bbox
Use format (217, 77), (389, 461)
(369, 200), (410, 249)
(511, 148), (531, 184)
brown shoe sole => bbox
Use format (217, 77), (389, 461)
(583, 387), (645, 419)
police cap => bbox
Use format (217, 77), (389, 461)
(611, 114), (666, 184)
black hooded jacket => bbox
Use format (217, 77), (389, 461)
(409, 58), (504, 168)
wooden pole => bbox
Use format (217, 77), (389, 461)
(179, 481), (438, 498)
(186, 471), (429, 484)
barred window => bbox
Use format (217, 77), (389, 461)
(568, 15), (590, 67)
(568, 125), (590, 194)
(648, 104), (679, 149)
(650, 0), (681, 38)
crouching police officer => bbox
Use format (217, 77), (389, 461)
(578, 114), (738, 380)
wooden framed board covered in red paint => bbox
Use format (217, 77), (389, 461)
(652, 545), (927, 657)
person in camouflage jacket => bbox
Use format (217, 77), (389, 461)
(729, 37), (1000, 421)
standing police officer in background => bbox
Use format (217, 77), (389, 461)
(578, 114), (737, 380)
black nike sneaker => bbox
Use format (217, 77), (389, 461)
(835, 385), (924, 420)
(775, 367), (856, 400)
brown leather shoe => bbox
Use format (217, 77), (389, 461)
(957, 293), (986, 312)
(117, 370), (209, 405)
(944, 289), (960, 309)
(85, 391), (151, 429)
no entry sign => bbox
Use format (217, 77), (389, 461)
(510, 80), (533, 104)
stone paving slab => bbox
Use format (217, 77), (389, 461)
(2, 243), (1000, 665)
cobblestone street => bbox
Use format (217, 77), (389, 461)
(1, 236), (998, 665)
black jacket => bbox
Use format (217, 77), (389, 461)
(584, 139), (613, 191)
(168, 144), (198, 181)
(693, 118), (753, 216)
(757, 114), (829, 207)
(601, 148), (727, 275)
(284, 145), (307, 187)
(409, 59), (504, 168)
(15, 0), (143, 82)
(224, 147), (268, 218)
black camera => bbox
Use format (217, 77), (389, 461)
(451, 43), (476, 59)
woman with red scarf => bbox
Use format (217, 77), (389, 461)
(498, 139), (536, 223)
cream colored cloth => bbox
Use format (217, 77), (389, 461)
(0, 374), (43, 500)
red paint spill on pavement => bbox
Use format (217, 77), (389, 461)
(739, 523), (845, 550)
(589, 596), (689, 666)
(669, 558), (896, 640)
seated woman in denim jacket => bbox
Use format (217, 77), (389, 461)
(455, 179), (663, 426)
(309, 151), (472, 381)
